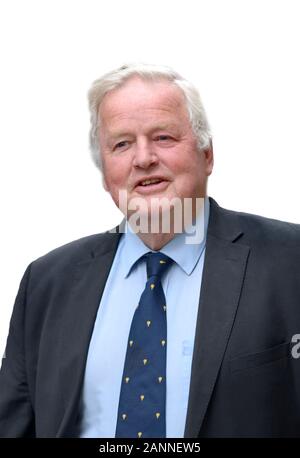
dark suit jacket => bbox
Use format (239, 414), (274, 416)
(1, 197), (300, 437)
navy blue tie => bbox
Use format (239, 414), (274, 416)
(115, 252), (173, 438)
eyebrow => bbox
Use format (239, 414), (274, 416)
(107, 123), (180, 140)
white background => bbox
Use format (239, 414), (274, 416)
(1, 0), (299, 356)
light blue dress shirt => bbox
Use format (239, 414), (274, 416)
(79, 197), (210, 438)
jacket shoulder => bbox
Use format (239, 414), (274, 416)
(30, 230), (120, 274)
(238, 210), (299, 242)
(224, 205), (300, 244)
(209, 198), (300, 244)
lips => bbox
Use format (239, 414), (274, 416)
(134, 176), (169, 188)
(133, 176), (170, 194)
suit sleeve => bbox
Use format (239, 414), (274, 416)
(0, 263), (35, 437)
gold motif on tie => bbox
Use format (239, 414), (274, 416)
(143, 358), (148, 365)
(158, 376), (163, 383)
(140, 395), (145, 401)
(146, 320), (151, 327)
(150, 283), (155, 290)
(161, 340), (166, 347)
(125, 377), (130, 383)
(122, 414), (127, 420)
(156, 412), (161, 419)
(138, 432), (142, 437)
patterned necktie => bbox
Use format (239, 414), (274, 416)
(115, 251), (173, 438)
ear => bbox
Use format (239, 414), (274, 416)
(102, 174), (109, 191)
(203, 139), (214, 176)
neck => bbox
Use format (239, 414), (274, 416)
(136, 230), (177, 251)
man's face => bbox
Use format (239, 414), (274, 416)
(98, 76), (213, 219)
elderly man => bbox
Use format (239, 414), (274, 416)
(0, 63), (300, 438)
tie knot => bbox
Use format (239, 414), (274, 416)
(145, 252), (173, 279)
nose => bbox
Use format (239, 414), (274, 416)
(132, 138), (159, 169)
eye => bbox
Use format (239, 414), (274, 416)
(114, 140), (129, 150)
(155, 135), (172, 141)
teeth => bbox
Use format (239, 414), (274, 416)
(140, 178), (162, 186)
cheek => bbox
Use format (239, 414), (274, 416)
(166, 153), (201, 177)
(168, 152), (204, 191)
(103, 157), (130, 188)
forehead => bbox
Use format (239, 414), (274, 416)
(98, 76), (189, 126)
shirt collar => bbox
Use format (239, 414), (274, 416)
(119, 196), (210, 278)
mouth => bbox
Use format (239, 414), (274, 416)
(134, 177), (170, 194)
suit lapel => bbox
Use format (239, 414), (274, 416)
(56, 232), (121, 437)
(184, 199), (250, 437)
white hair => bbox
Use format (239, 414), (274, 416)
(88, 63), (212, 170)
